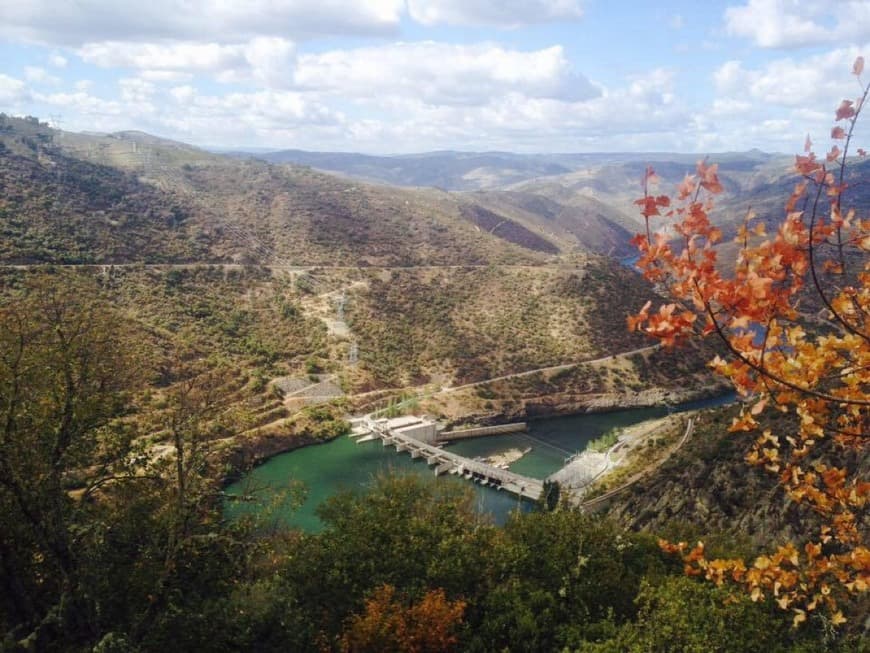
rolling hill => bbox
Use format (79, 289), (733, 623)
(0, 116), (558, 266)
(250, 149), (574, 190)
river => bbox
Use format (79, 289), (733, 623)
(224, 393), (735, 532)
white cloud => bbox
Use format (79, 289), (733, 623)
(294, 42), (598, 105)
(0, 1), (404, 46)
(119, 77), (156, 103)
(710, 97), (753, 116)
(0, 0), (594, 51)
(35, 90), (123, 118)
(20, 60), (687, 153)
(1, 0), (590, 53)
(406, 0), (584, 27)
(79, 41), (249, 72)
(281, 66), (685, 152)
(154, 88), (344, 146)
(0, 74), (29, 105)
(229, 37), (297, 86)
(705, 46), (870, 152)
(170, 85), (196, 103)
(78, 37), (297, 86)
(724, 1), (870, 48)
(24, 66), (60, 84)
(713, 48), (867, 108)
(140, 70), (194, 83)
(48, 53), (67, 68)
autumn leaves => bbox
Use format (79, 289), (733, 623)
(628, 57), (869, 625)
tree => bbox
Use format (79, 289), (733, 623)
(338, 584), (466, 653)
(0, 273), (145, 646)
(627, 57), (869, 625)
(0, 274), (256, 651)
(540, 479), (561, 512)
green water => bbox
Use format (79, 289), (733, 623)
(224, 393), (735, 532)
(224, 433), (528, 532)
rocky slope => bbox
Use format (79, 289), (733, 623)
(605, 406), (870, 550)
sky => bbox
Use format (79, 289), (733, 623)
(1, 1), (869, 153)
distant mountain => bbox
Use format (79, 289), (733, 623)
(510, 150), (790, 232)
(236, 147), (808, 255)
(245, 148), (787, 194)
(8, 116), (847, 266)
(252, 149), (574, 190)
(460, 190), (636, 257)
(0, 116), (555, 265)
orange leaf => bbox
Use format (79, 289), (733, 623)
(836, 100), (855, 121)
(697, 159), (724, 194)
(794, 154), (821, 175)
(635, 196), (660, 218)
(853, 56), (865, 76)
(750, 398), (767, 415)
(677, 173), (696, 200)
(831, 126), (846, 140)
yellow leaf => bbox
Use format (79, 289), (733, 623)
(793, 609), (806, 627)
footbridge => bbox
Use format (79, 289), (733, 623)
(354, 417), (544, 501)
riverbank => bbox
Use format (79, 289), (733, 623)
(223, 393), (736, 532)
(219, 383), (735, 488)
(220, 427), (345, 487)
(435, 382), (731, 430)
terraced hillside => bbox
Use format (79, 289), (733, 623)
(342, 258), (688, 390)
(462, 190), (636, 257)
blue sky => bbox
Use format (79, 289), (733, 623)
(1, 1), (868, 153)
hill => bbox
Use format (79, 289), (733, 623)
(462, 190), (637, 256)
(510, 150), (789, 232)
(0, 115), (724, 424)
(250, 149), (574, 190)
(7, 118), (831, 265)
(0, 116), (558, 266)
(237, 145), (827, 256)
(602, 405), (870, 553)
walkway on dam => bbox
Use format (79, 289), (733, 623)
(353, 417), (544, 501)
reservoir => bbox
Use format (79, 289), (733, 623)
(224, 393), (735, 532)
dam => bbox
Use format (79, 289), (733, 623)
(351, 416), (544, 501)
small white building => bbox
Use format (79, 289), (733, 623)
(386, 415), (438, 444)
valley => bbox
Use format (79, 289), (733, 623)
(1, 112), (867, 652)
(0, 114), (823, 495)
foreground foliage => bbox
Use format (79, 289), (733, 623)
(629, 58), (869, 624)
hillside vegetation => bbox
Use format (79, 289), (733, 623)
(604, 405), (870, 561)
(2, 113), (867, 651)
(0, 120), (208, 263)
(343, 259), (677, 390)
(0, 116), (554, 266)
